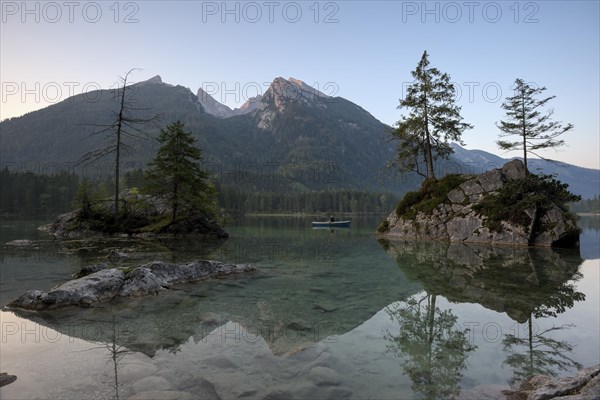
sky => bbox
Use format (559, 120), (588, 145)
(1, 0), (599, 169)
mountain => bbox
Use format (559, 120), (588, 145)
(1, 75), (597, 199)
(0, 76), (403, 193)
(196, 88), (261, 118)
(450, 144), (600, 199)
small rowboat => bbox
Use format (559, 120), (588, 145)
(311, 220), (351, 228)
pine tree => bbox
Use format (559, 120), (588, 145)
(392, 51), (472, 179)
(497, 79), (574, 175)
(145, 121), (215, 223)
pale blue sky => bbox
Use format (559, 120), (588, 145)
(1, 1), (599, 168)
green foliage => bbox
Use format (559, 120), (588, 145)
(395, 174), (470, 219)
(497, 79), (573, 173)
(0, 168), (79, 217)
(473, 174), (581, 232)
(70, 198), (152, 234)
(391, 51), (472, 179)
(377, 219), (390, 233)
(144, 121), (216, 222)
(217, 186), (399, 215)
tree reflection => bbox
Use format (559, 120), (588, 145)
(386, 293), (476, 400)
(85, 315), (135, 400)
(380, 240), (587, 394)
(502, 274), (585, 386)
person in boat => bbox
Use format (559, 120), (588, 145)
(329, 215), (335, 223)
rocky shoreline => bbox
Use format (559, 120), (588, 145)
(7, 260), (256, 310)
(502, 364), (600, 400)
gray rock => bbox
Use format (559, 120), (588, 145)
(446, 216), (483, 241)
(183, 378), (221, 400)
(447, 188), (466, 204)
(459, 180), (485, 196)
(9, 269), (125, 309)
(74, 262), (109, 278)
(132, 376), (173, 392)
(8, 261), (257, 310)
(203, 356), (237, 369)
(478, 168), (504, 192)
(308, 366), (342, 386)
(119, 267), (166, 297)
(503, 364), (600, 400)
(502, 159), (527, 181)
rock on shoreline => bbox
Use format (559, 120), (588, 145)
(7, 260), (256, 310)
(503, 364), (600, 400)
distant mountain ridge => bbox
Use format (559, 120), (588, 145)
(450, 143), (600, 199)
(1, 75), (598, 199)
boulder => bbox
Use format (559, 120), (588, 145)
(502, 364), (600, 400)
(8, 260), (257, 310)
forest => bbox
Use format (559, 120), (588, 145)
(0, 168), (399, 218)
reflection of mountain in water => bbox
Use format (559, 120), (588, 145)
(11, 235), (422, 357)
(380, 240), (583, 323)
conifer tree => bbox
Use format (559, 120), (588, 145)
(497, 79), (573, 175)
(392, 51), (472, 179)
(145, 121), (215, 223)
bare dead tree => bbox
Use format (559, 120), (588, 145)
(78, 69), (159, 224)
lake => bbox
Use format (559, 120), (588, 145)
(1, 216), (598, 399)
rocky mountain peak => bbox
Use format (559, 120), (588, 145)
(142, 75), (163, 84)
(196, 87), (235, 118)
(264, 77), (329, 111)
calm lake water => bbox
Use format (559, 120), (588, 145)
(0, 216), (598, 400)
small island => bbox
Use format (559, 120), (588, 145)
(377, 160), (580, 247)
(8, 260), (256, 311)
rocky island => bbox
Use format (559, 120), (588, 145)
(40, 189), (228, 239)
(8, 260), (256, 310)
(377, 160), (580, 247)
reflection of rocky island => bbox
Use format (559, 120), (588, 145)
(380, 239), (583, 323)
(381, 238), (587, 394)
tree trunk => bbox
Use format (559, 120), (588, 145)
(172, 180), (178, 224)
(423, 92), (435, 179)
(521, 90), (528, 176)
(114, 82), (127, 223)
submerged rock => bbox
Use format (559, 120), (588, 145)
(379, 160), (580, 247)
(8, 260), (257, 310)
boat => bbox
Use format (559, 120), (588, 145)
(311, 220), (351, 228)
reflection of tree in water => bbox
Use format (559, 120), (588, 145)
(86, 315), (135, 400)
(502, 274), (585, 386)
(380, 240), (587, 394)
(386, 293), (476, 400)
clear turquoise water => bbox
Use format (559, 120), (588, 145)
(0, 216), (598, 399)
